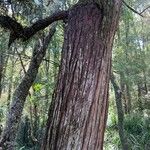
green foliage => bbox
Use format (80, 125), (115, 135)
(104, 129), (121, 150)
(33, 83), (43, 92)
(105, 113), (150, 149)
(125, 114), (150, 149)
(16, 116), (43, 150)
(124, 114), (143, 135)
(107, 110), (118, 128)
(16, 116), (33, 149)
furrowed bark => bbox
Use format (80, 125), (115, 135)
(43, 1), (122, 149)
(0, 27), (56, 150)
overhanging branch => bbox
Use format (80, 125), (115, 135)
(123, 1), (150, 17)
(123, 1), (143, 17)
(139, 6), (150, 14)
(0, 10), (68, 46)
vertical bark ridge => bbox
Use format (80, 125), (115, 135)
(43, 1), (122, 149)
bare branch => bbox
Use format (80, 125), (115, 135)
(140, 6), (150, 15)
(123, 1), (150, 17)
(0, 10), (68, 46)
(123, 1), (143, 17)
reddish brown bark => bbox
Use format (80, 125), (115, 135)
(43, 2), (122, 150)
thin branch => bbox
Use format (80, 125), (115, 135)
(2, 52), (59, 66)
(23, 11), (68, 41)
(16, 49), (27, 74)
(123, 1), (143, 17)
(123, 1), (150, 17)
(140, 6), (150, 15)
(0, 10), (68, 46)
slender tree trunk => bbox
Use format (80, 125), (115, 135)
(0, 28), (55, 150)
(7, 55), (15, 107)
(124, 17), (132, 114)
(44, 56), (50, 124)
(137, 83), (143, 111)
(120, 72), (128, 114)
(143, 71), (148, 94)
(1, 55), (9, 94)
(126, 83), (131, 113)
(111, 73), (129, 150)
(0, 46), (4, 98)
(43, 1), (122, 150)
(0, 61), (3, 98)
(133, 21), (148, 95)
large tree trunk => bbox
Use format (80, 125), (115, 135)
(43, 1), (122, 150)
(0, 28), (55, 150)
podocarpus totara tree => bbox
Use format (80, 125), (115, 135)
(0, 0), (122, 149)
(42, 1), (122, 149)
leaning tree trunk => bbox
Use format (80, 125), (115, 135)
(111, 73), (129, 150)
(0, 28), (56, 150)
(43, 1), (122, 150)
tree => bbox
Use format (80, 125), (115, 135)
(111, 73), (129, 150)
(42, 1), (122, 149)
(0, 0), (122, 149)
(0, 28), (56, 149)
